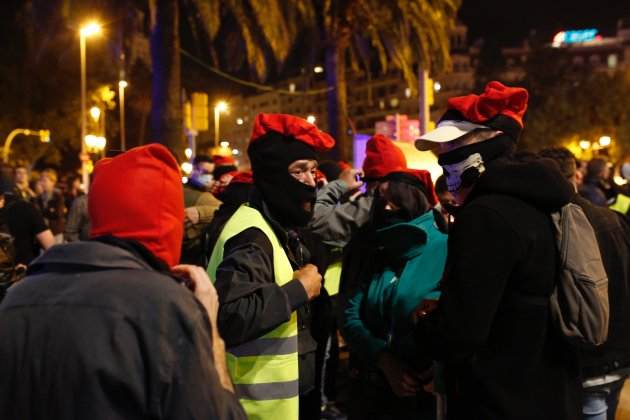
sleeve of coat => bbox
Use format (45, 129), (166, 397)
(428, 203), (524, 364)
(309, 180), (373, 247)
(160, 313), (246, 420)
(64, 197), (85, 242)
(215, 227), (308, 348)
(342, 288), (387, 364)
(194, 193), (222, 224)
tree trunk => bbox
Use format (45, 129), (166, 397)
(325, 39), (351, 161)
(149, 0), (183, 157)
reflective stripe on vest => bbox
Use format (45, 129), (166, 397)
(610, 194), (630, 215)
(207, 205), (299, 420)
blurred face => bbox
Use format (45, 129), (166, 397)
(192, 162), (215, 188)
(438, 190), (456, 210)
(288, 159), (318, 188)
(41, 175), (55, 193)
(15, 167), (29, 185)
(377, 182), (399, 211)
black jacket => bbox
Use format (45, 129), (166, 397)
(574, 194), (630, 377)
(0, 240), (245, 420)
(421, 158), (582, 420)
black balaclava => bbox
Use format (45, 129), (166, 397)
(248, 131), (318, 228)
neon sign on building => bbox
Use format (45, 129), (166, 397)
(552, 29), (599, 47)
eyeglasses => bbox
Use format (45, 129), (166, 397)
(289, 165), (318, 183)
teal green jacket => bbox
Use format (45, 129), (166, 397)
(342, 210), (448, 364)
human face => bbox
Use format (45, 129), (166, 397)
(288, 159), (318, 188)
(192, 162), (215, 188)
(40, 175), (55, 194)
(15, 167), (29, 185)
(377, 181), (400, 211)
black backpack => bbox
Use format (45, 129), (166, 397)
(549, 203), (609, 349)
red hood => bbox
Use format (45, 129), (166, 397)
(89, 144), (184, 267)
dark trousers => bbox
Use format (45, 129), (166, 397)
(347, 369), (436, 420)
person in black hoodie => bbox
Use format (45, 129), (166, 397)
(540, 147), (630, 420)
(0, 144), (244, 420)
(414, 81), (581, 420)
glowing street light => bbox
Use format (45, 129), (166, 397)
(89, 106), (101, 121)
(232, 149), (240, 156)
(3, 129), (51, 163)
(84, 134), (106, 152)
(306, 115), (316, 124)
(214, 101), (229, 147)
(118, 80), (128, 150)
(185, 148), (193, 159)
(220, 141), (230, 149)
(80, 22), (102, 38)
(598, 136), (611, 147)
(236, 118), (244, 125)
(80, 20), (102, 193)
(433, 81), (442, 92)
(181, 162), (193, 174)
(313, 66), (324, 74)
(579, 140), (592, 150)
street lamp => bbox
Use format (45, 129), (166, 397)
(89, 106), (101, 121)
(579, 140), (591, 150)
(80, 20), (102, 193)
(306, 115), (316, 124)
(214, 101), (228, 147)
(118, 80), (128, 150)
(599, 136), (611, 147)
(3, 129), (50, 163)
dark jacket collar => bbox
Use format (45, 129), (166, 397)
(28, 237), (169, 275)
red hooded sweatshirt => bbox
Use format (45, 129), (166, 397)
(89, 144), (184, 267)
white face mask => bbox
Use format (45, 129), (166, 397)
(442, 153), (486, 192)
(196, 174), (214, 187)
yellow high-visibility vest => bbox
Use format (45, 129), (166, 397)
(324, 259), (342, 296)
(610, 194), (630, 216)
(207, 205), (299, 420)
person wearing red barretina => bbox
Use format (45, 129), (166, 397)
(415, 82), (581, 419)
(207, 114), (334, 420)
(0, 144), (245, 419)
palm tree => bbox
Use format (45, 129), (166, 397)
(318, 0), (461, 160)
(57, 0), (314, 156)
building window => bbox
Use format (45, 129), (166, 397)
(390, 98), (399, 108)
(378, 100), (385, 110)
(608, 54), (618, 68)
(589, 55), (601, 66)
(573, 56), (584, 65)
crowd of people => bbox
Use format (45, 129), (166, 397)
(0, 81), (630, 420)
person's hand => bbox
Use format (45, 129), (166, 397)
(412, 299), (440, 323)
(377, 352), (420, 397)
(339, 168), (364, 191)
(294, 264), (322, 301)
(172, 264), (235, 393)
(172, 265), (219, 327)
(184, 207), (200, 225)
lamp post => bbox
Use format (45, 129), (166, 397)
(119, 80), (127, 151)
(214, 101), (228, 147)
(79, 21), (102, 193)
(3, 129), (50, 163)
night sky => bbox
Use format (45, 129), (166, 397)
(459, 0), (630, 46)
